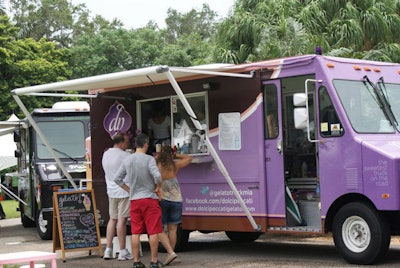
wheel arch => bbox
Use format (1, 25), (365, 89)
(324, 193), (376, 233)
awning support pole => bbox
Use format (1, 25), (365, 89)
(0, 184), (27, 205)
(164, 70), (260, 232)
(12, 94), (78, 190)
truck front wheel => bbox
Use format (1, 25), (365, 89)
(332, 202), (390, 264)
(36, 209), (52, 240)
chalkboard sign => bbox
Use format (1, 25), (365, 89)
(52, 189), (103, 261)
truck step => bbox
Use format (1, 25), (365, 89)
(268, 226), (321, 233)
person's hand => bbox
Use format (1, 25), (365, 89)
(154, 185), (162, 200)
(122, 184), (130, 193)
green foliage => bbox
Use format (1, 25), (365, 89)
(68, 4), (220, 77)
(155, 33), (213, 67)
(216, 0), (400, 62)
(69, 27), (164, 77)
(9, 0), (124, 48)
(0, 15), (71, 120)
(165, 4), (218, 43)
(1, 0), (400, 124)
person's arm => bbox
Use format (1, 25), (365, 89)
(120, 183), (130, 193)
(154, 182), (162, 200)
(114, 163), (129, 193)
(174, 154), (193, 171)
(149, 157), (162, 198)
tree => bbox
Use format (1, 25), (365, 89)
(0, 0), (5, 15)
(8, 0), (123, 47)
(158, 4), (220, 66)
(69, 27), (164, 77)
(216, 0), (400, 63)
(155, 33), (213, 67)
(299, 0), (400, 61)
(0, 15), (70, 120)
(165, 4), (219, 43)
(69, 4), (221, 76)
(215, 0), (310, 63)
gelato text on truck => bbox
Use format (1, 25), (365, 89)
(11, 54), (400, 265)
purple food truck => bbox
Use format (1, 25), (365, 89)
(11, 54), (400, 264)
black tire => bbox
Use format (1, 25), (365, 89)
(174, 223), (190, 252)
(20, 203), (35, 227)
(21, 213), (35, 227)
(36, 209), (52, 240)
(332, 202), (390, 264)
(225, 231), (261, 242)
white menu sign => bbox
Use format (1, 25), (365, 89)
(218, 112), (241, 150)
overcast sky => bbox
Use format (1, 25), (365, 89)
(70, 0), (235, 29)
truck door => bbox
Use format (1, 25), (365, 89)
(282, 76), (320, 229)
(263, 82), (286, 219)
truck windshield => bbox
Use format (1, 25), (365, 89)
(377, 81), (400, 132)
(36, 121), (86, 159)
(333, 79), (395, 133)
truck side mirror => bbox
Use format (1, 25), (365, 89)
(14, 149), (22, 158)
(294, 107), (308, 129)
(293, 93), (307, 107)
(13, 129), (21, 142)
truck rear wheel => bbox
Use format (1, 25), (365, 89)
(174, 223), (190, 252)
(225, 231), (261, 242)
(36, 209), (52, 240)
(332, 202), (390, 264)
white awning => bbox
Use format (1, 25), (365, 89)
(0, 114), (22, 170)
(11, 63), (271, 96)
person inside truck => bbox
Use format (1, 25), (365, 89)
(102, 132), (133, 261)
(148, 101), (171, 153)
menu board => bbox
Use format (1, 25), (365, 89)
(52, 189), (103, 261)
(218, 112), (241, 150)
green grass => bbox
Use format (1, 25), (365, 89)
(1, 200), (19, 219)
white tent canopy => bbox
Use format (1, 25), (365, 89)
(0, 114), (21, 171)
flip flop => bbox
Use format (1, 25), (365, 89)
(163, 252), (177, 266)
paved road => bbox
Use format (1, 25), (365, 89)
(2, 217), (400, 267)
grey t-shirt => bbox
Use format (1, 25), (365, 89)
(114, 153), (161, 200)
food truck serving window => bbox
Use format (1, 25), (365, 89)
(138, 92), (208, 155)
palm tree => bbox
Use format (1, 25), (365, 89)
(215, 0), (400, 62)
(0, 0), (5, 15)
(215, 0), (309, 63)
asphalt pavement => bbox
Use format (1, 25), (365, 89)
(0, 217), (168, 267)
(3, 217), (400, 267)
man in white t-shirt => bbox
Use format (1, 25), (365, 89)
(102, 133), (132, 260)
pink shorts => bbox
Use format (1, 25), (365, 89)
(130, 198), (162, 235)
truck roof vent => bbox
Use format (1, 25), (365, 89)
(52, 101), (90, 111)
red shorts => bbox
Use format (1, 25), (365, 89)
(130, 198), (162, 235)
